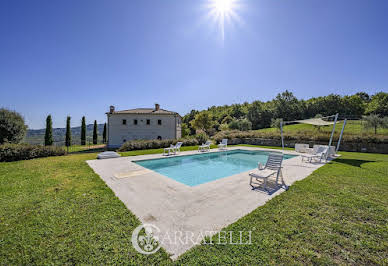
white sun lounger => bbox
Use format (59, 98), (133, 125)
(295, 143), (309, 153)
(249, 152), (286, 192)
(218, 139), (228, 150)
(198, 140), (212, 152)
(301, 146), (328, 163)
(163, 142), (183, 156)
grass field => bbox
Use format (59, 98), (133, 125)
(0, 147), (387, 264)
(257, 120), (388, 136)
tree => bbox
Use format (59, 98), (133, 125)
(239, 119), (252, 131)
(221, 115), (233, 125)
(65, 116), (71, 147)
(342, 94), (365, 118)
(182, 110), (199, 135)
(273, 90), (303, 121)
(271, 118), (283, 131)
(366, 92), (388, 116)
(102, 123), (107, 143)
(0, 108), (27, 144)
(363, 114), (384, 134)
(247, 101), (272, 129)
(190, 112), (213, 134)
(44, 115), (53, 146)
(230, 104), (246, 119)
(81, 116), (86, 145)
(181, 123), (190, 138)
(228, 119), (240, 130)
(93, 120), (98, 144)
(219, 123), (229, 131)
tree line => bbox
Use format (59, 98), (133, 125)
(44, 115), (107, 146)
(182, 91), (388, 136)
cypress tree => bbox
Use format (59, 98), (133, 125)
(44, 115), (53, 146)
(93, 120), (98, 144)
(103, 123), (107, 144)
(65, 116), (71, 147)
(81, 116), (86, 145)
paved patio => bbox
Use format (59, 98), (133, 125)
(87, 146), (330, 259)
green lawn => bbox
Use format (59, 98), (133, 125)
(0, 148), (387, 264)
(256, 120), (388, 136)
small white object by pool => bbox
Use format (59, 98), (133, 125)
(97, 151), (120, 159)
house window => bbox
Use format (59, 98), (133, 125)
(158, 119), (162, 125)
(123, 139), (126, 143)
(146, 119), (150, 125)
(157, 136), (162, 140)
(134, 119), (138, 125)
(122, 119), (127, 125)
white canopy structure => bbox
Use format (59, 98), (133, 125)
(280, 114), (348, 152)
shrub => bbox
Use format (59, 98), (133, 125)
(118, 138), (199, 152)
(0, 108), (27, 144)
(219, 123), (229, 131)
(195, 132), (208, 145)
(239, 119), (252, 131)
(0, 144), (66, 162)
(228, 119), (240, 130)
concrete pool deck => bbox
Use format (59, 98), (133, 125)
(87, 146), (331, 259)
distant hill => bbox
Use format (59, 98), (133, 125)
(25, 124), (105, 145)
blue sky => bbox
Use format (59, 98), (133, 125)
(1, 0), (387, 129)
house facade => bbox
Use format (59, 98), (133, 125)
(106, 104), (182, 148)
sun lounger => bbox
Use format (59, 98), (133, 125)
(295, 143), (309, 153)
(249, 152), (286, 191)
(301, 146), (328, 163)
(198, 140), (212, 152)
(163, 142), (183, 156)
(218, 139), (228, 150)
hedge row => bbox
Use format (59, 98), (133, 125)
(0, 144), (66, 162)
(118, 138), (200, 152)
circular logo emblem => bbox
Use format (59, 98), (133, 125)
(131, 224), (161, 255)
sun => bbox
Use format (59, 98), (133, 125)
(207, 0), (240, 41)
(213, 0), (234, 15)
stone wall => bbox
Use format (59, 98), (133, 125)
(228, 138), (388, 154)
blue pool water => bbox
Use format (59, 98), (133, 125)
(135, 150), (296, 186)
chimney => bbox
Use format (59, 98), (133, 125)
(154, 103), (160, 111)
(109, 105), (115, 113)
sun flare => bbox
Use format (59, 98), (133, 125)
(213, 0), (234, 14)
(207, 0), (240, 41)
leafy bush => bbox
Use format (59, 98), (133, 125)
(195, 132), (208, 145)
(0, 144), (66, 162)
(228, 119), (252, 131)
(219, 123), (230, 131)
(239, 119), (252, 131)
(118, 138), (199, 152)
(0, 108), (27, 144)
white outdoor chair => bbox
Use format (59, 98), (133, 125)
(218, 139), (228, 150)
(198, 140), (212, 152)
(163, 142), (183, 156)
(301, 146), (328, 163)
(295, 143), (309, 153)
(249, 152), (286, 192)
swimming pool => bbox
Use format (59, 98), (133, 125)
(135, 149), (296, 186)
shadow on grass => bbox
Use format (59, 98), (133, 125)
(69, 147), (106, 154)
(334, 158), (388, 176)
(334, 158), (375, 168)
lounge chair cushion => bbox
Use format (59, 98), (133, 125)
(249, 169), (276, 178)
